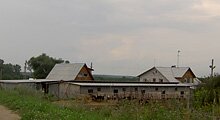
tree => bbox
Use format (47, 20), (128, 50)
(2, 63), (22, 80)
(28, 53), (67, 79)
(0, 59), (4, 79)
(0, 59), (23, 80)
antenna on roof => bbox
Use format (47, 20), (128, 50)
(90, 62), (93, 69)
(177, 50), (180, 68)
(154, 58), (156, 67)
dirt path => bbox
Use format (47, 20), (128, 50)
(0, 105), (20, 120)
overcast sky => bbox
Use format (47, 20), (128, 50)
(0, 0), (220, 77)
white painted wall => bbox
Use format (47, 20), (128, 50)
(139, 68), (169, 82)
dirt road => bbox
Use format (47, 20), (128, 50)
(0, 105), (20, 120)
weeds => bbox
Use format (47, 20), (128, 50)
(0, 89), (218, 120)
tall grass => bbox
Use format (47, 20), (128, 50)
(0, 88), (218, 120)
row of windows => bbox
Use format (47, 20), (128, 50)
(88, 87), (181, 93)
(144, 78), (164, 82)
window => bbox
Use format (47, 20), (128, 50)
(88, 89), (93, 93)
(175, 87), (178, 91)
(141, 90), (145, 94)
(97, 88), (101, 91)
(162, 90), (166, 94)
(159, 79), (163, 82)
(114, 89), (118, 94)
(180, 91), (184, 95)
(153, 78), (156, 82)
(122, 88), (126, 92)
(135, 88), (138, 92)
(180, 91), (184, 98)
(184, 78), (187, 83)
(144, 78), (147, 82)
(84, 74), (88, 77)
(155, 88), (158, 91)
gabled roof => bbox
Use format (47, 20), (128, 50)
(138, 67), (196, 83)
(156, 67), (181, 83)
(157, 67), (190, 78)
(46, 63), (86, 80)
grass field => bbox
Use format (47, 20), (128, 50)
(0, 88), (219, 120)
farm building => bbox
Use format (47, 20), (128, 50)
(138, 66), (201, 86)
(47, 63), (94, 81)
(0, 79), (51, 92)
(0, 64), (196, 101)
(47, 81), (191, 100)
(0, 79), (73, 93)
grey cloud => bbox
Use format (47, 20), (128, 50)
(0, 0), (219, 76)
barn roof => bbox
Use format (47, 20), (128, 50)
(71, 82), (191, 87)
(46, 63), (85, 80)
(0, 79), (73, 83)
(156, 67), (190, 82)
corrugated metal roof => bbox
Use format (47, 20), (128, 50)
(156, 67), (179, 83)
(46, 63), (85, 80)
(171, 67), (189, 78)
(71, 82), (191, 87)
(0, 79), (72, 83)
(155, 67), (190, 83)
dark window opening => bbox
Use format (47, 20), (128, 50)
(175, 87), (178, 91)
(181, 91), (184, 95)
(97, 88), (101, 91)
(84, 74), (88, 77)
(159, 79), (163, 82)
(153, 78), (156, 82)
(122, 88), (126, 92)
(88, 89), (93, 93)
(141, 90), (145, 94)
(135, 88), (138, 92)
(114, 89), (118, 94)
(162, 90), (166, 94)
(155, 88), (158, 91)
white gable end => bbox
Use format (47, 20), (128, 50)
(140, 68), (169, 82)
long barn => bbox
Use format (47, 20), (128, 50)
(47, 81), (191, 100)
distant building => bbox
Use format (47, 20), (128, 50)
(0, 64), (197, 101)
(46, 63), (94, 81)
(138, 66), (201, 85)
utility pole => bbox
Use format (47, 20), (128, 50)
(209, 59), (216, 77)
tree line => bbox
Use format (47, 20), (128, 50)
(0, 53), (69, 80)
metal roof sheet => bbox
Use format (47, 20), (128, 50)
(155, 67), (190, 83)
(156, 67), (189, 78)
(0, 79), (70, 83)
(71, 82), (191, 87)
(155, 67), (179, 83)
(171, 67), (189, 78)
(46, 63), (85, 80)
